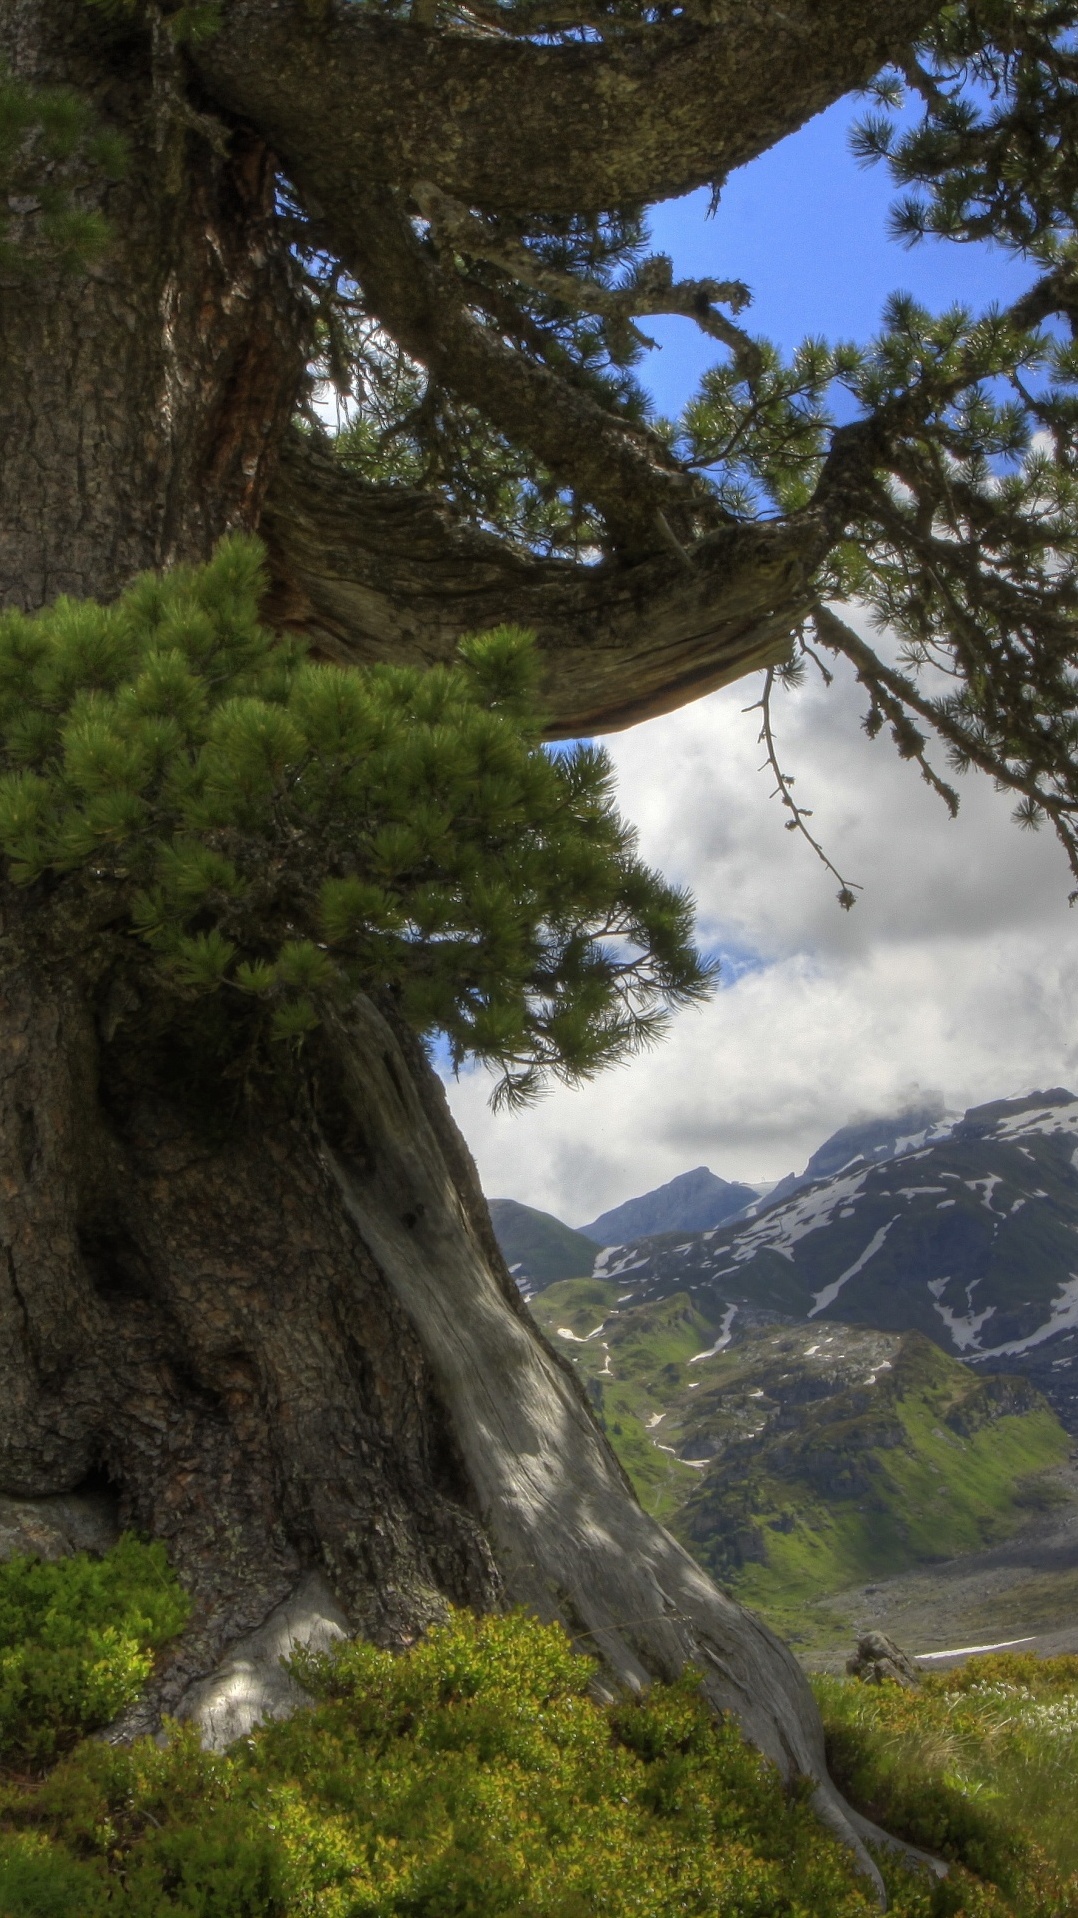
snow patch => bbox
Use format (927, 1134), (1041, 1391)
(992, 1104), (1078, 1142)
(701, 1164), (875, 1274)
(808, 1218), (898, 1319)
(690, 1303), (738, 1364)
(965, 1175), (1003, 1212)
(969, 1274), (1078, 1358)
(931, 1295), (997, 1352)
(594, 1246), (650, 1278)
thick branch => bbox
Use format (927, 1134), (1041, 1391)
(260, 432), (822, 733)
(413, 180), (759, 369)
(194, 0), (942, 217)
(325, 184), (712, 550)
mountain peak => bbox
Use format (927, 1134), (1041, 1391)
(578, 1166), (759, 1246)
(956, 1087), (1077, 1136)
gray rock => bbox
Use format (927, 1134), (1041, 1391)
(846, 1631), (921, 1687)
(0, 1489), (120, 1563)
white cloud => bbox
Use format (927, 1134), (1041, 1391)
(443, 654), (1078, 1228)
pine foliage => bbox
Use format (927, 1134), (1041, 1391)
(0, 538), (710, 1104)
(0, 60), (125, 269)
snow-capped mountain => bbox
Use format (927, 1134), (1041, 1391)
(736, 1099), (959, 1220)
(588, 1089), (1078, 1429)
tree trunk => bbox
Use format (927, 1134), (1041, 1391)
(0, 932), (899, 1890)
(0, 0), (306, 609)
(0, 7), (926, 1901)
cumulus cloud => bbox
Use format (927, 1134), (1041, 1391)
(443, 653), (1078, 1227)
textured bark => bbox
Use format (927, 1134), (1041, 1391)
(193, 0), (940, 217)
(0, 927), (900, 1891)
(262, 433), (819, 735)
(0, 2), (957, 1898)
(0, 1), (307, 608)
(0, 927), (500, 1723)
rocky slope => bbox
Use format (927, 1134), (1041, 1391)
(527, 1279), (1071, 1655)
(583, 1089), (1078, 1431)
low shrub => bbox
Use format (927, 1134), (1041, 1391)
(0, 1601), (947, 1918)
(0, 1533), (190, 1767)
(2, 1531), (1075, 1917)
(813, 1654), (1078, 1918)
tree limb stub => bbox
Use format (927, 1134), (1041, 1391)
(194, 0), (942, 218)
(261, 434), (817, 734)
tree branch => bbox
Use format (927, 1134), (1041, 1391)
(260, 432), (821, 734)
(330, 183), (718, 550)
(413, 180), (762, 373)
(194, 0), (942, 218)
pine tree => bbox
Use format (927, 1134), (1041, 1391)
(4, 1), (1078, 1895)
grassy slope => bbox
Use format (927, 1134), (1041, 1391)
(815, 1651), (1078, 1900)
(488, 1200), (597, 1286)
(529, 1284), (1070, 1646)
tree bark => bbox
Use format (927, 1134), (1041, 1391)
(0, 0), (307, 609)
(193, 0), (940, 217)
(261, 433), (817, 736)
(0, 4), (951, 1899)
(0, 925), (898, 1892)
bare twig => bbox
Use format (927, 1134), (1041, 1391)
(745, 665), (861, 908)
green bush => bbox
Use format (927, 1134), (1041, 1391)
(0, 537), (709, 1105)
(0, 1533), (189, 1767)
(0, 1604), (937, 1918)
(5, 1539), (1075, 1916)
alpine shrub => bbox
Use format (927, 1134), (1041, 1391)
(0, 537), (711, 1105)
(0, 1533), (189, 1766)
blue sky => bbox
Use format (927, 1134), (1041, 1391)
(640, 96), (1030, 419)
(445, 91), (1078, 1224)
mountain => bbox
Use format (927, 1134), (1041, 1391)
(585, 1088), (1078, 1431)
(526, 1277), (1070, 1654)
(487, 1199), (596, 1295)
(739, 1099), (956, 1218)
(578, 1165), (760, 1245)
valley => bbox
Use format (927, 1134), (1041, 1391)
(516, 1088), (1078, 1664)
(530, 1277), (1074, 1657)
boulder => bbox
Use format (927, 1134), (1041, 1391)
(846, 1631), (920, 1687)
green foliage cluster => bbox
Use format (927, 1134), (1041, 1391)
(0, 61), (125, 270)
(0, 1535), (189, 1768)
(0, 537), (708, 1102)
(815, 1653), (1078, 1915)
(854, 2), (1078, 252)
(0, 1600), (984, 1918)
(309, 202), (656, 561)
